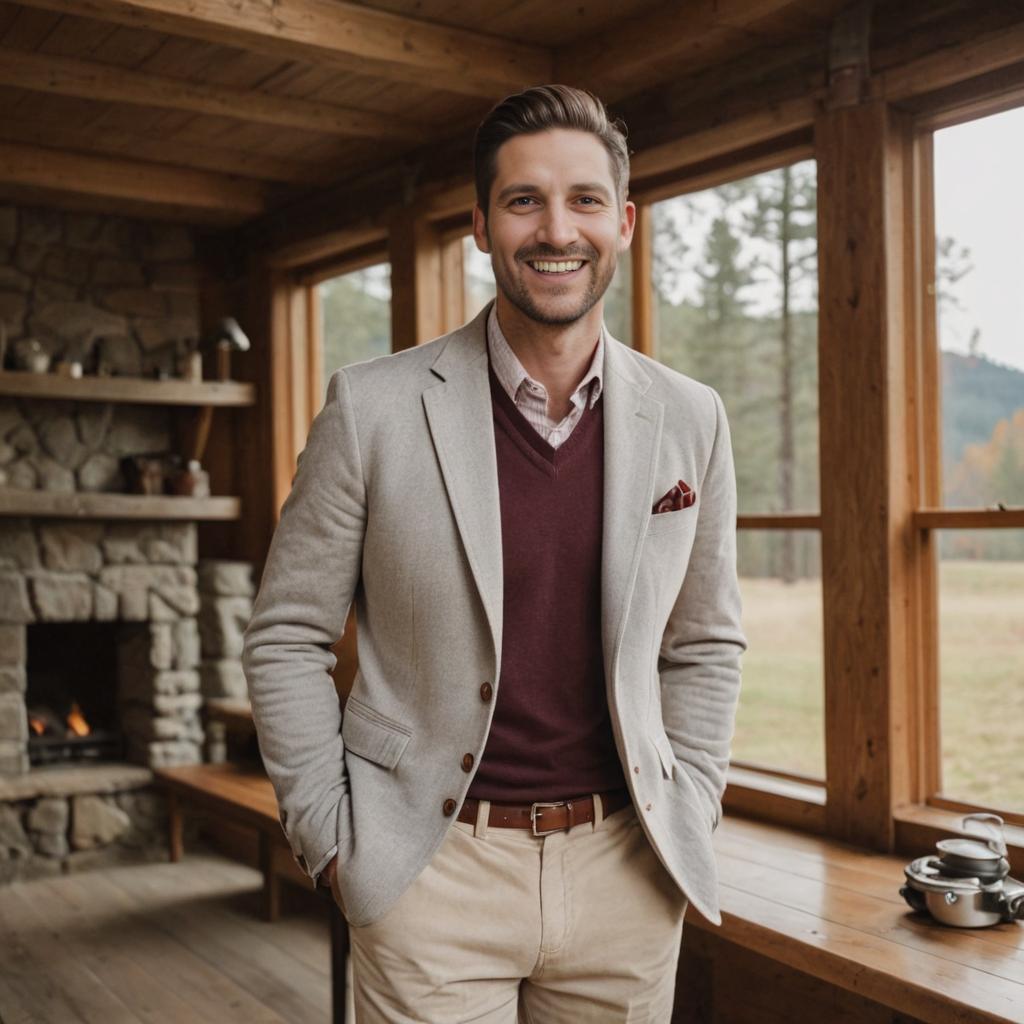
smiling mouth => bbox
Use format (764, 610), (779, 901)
(526, 259), (586, 274)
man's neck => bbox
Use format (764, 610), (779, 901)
(494, 295), (602, 421)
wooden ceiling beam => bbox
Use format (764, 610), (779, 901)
(0, 112), (336, 186)
(629, 95), (818, 184)
(0, 141), (265, 219)
(244, 48), (824, 261)
(16, 0), (552, 99)
(0, 48), (432, 143)
(556, 0), (819, 100)
(873, 17), (1024, 104)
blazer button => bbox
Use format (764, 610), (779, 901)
(442, 798), (457, 816)
(461, 753), (474, 772)
(480, 682), (493, 702)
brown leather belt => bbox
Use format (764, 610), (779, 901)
(457, 789), (632, 836)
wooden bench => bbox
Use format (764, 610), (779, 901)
(153, 762), (350, 1024)
(684, 815), (1024, 1024)
(154, 763), (296, 920)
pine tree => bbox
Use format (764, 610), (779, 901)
(744, 164), (818, 581)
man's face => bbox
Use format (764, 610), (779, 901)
(473, 128), (635, 327)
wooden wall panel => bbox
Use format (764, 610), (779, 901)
(232, 254), (282, 570)
(194, 234), (242, 559)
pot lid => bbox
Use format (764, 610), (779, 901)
(905, 856), (1001, 893)
(936, 837), (1002, 862)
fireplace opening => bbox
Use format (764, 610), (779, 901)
(26, 622), (124, 767)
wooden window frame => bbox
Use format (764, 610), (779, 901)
(895, 88), (1024, 865)
(630, 94), (1024, 864)
(298, 243), (390, 405)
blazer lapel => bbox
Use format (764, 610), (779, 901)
(601, 336), (664, 684)
(422, 307), (504, 666)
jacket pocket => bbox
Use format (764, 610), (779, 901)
(645, 507), (696, 538)
(342, 697), (412, 770)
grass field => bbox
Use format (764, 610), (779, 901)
(732, 561), (1023, 813)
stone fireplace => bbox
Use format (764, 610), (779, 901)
(0, 517), (203, 882)
(0, 517), (203, 777)
(0, 517), (254, 883)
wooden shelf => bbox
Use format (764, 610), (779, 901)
(0, 488), (241, 520)
(0, 370), (255, 407)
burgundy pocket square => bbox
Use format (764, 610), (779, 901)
(653, 480), (696, 514)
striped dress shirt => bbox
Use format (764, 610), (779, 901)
(486, 306), (604, 450)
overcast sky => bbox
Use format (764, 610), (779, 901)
(935, 106), (1024, 371)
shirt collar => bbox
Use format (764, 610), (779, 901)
(486, 304), (604, 410)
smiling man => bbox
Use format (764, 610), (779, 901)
(243, 85), (745, 1023)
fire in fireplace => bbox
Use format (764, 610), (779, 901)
(26, 622), (124, 767)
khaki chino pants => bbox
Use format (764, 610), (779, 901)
(346, 796), (688, 1023)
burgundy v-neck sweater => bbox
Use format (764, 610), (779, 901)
(466, 366), (627, 802)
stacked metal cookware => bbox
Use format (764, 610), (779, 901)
(901, 813), (1024, 927)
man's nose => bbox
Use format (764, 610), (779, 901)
(536, 205), (579, 250)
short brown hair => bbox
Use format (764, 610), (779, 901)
(473, 84), (630, 216)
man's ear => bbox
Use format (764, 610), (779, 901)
(472, 205), (491, 254)
(618, 199), (637, 253)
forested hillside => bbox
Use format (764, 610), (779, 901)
(942, 351), (1024, 475)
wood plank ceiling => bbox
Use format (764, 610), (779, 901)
(0, 0), (848, 227)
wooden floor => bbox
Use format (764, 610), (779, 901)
(0, 849), (333, 1024)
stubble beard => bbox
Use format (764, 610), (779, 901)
(492, 246), (618, 327)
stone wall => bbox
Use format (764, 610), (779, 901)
(0, 201), (204, 494)
(199, 559), (254, 702)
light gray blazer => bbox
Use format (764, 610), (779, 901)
(242, 303), (745, 927)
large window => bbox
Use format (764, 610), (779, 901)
(649, 159), (823, 779)
(929, 107), (1024, 816)
(937, 532), (1024, 812)
(318, 261), (392, 387)
(734, 531), (824, 777)
(935, 108), (1024, 512)
(650, 162), (819, 516)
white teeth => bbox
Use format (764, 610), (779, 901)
(530, 260), (583, 273)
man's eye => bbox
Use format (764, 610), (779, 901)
(510, 196), (536, 207)
(576, 196), (600, 205)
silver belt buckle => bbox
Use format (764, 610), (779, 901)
(530, 800), (568, 837)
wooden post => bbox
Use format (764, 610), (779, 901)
(816, 99), (918, 850)
(259, 833), (281, 922)
(167, 791), (183, 863)
(630, 203), (654, 356)
(440, 234), (467, 333)
(264, 267), (319, 523)
(389, 209), (445, 351)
